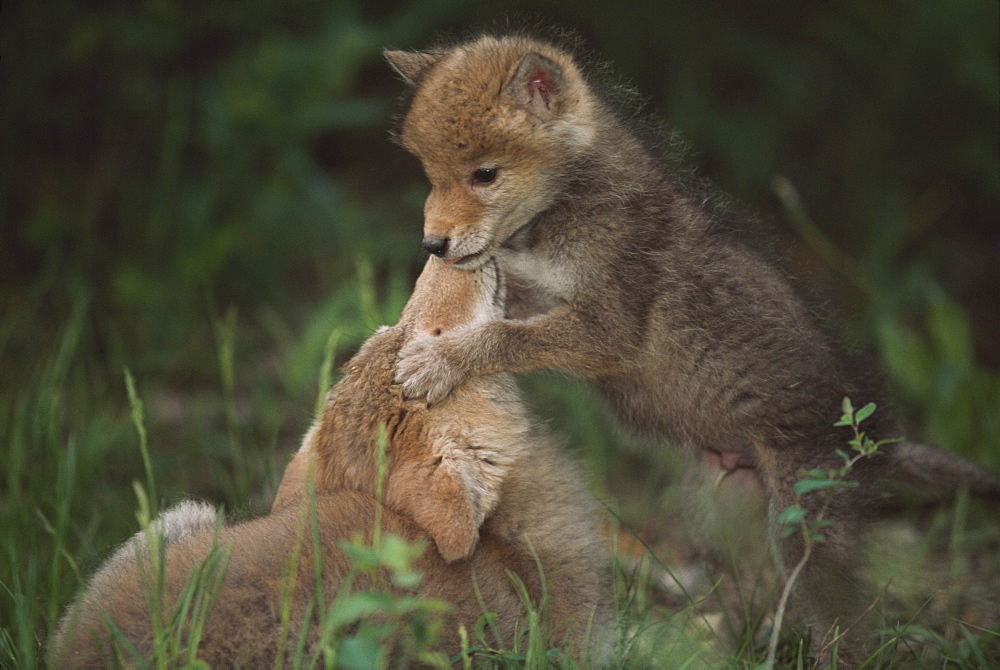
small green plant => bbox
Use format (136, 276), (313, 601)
(765, 398), (898, 669)
(457, 542), (573, 669)
(318, 532), (450, 668)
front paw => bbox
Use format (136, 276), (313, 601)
(395, 335), (467, 404)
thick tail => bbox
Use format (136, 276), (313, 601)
(105, 500), (219, 569)
(891, 441), (1000, 501)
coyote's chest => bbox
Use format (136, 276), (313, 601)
(497, 247), (574, 318)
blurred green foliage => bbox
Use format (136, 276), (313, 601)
(4, 0), (998, 391)
(1, 0), (998, 665)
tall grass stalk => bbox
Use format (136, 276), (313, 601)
(125, 369), (157, 519)
(212, 306), (248, 496)
(315, 328), (341, 418)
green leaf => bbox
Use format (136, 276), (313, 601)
(475, 613), (498, 645)
(378, 533), (425, 572)
(337, 635), (384, 669)
(338, 537), (379, 571)
(392, 569), (422, 589)
(778, 505), (806, 524)
(855, 402), (876, 424)
(841, 397), (854, 415)
(794, 478), (843, 495)
(835, 397), (855, 426)
(324, 592), (393, 629)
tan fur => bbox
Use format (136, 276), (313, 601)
(387, 34), (1000, 661)
(48, 257), (612, 667)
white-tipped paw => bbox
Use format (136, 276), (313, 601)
(395, 334), (467, 404)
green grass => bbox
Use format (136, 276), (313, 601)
(2, 266), (998, 667)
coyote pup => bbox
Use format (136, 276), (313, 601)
(387, 34), (1000, 655)
(49, 258), (611, 667)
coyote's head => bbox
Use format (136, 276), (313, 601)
(276, 258), (524, 563)
(386, 35), (598, 270)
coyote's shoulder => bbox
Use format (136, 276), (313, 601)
(49, 258), (612, 667)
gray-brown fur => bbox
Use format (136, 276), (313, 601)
(387, 33), (1000, 658)
(48, 258), (612, 667)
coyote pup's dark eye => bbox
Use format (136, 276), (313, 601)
(471, 167), (498, 185)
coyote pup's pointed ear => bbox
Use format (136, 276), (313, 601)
(416, 463), (482, 563)
(390, 452), (496, 563)
(384, 49), (441, 86)
(504, 52), (566, 119)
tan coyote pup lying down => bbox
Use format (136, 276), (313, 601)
(49, 257), (612, 667)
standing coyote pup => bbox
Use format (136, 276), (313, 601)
(387, 34), (1000, 656)
(49, 257), (612, 667)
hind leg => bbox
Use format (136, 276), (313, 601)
(758, 447), (879, 666)
(682, 449), (775, 645)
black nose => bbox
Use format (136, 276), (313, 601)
(422, 236), (449, 257)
